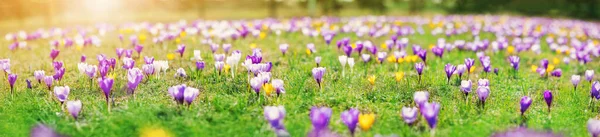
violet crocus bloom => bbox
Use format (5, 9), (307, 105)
(53, 67), (65, 81)
(210, 44), (219, 53)
(312, 67), (326, 88)
(176, 44), (186, 57)
(26, 79), (31, 89)
(215, 61), (225, 75)
(572, 75), (581, 89)
(587, 70), (595, 82)
(445, 64), (456, 83)
(127, 68), (143, 93)
(44, 76), (53, 90)
(142, 64), (154, 76)
(196, 61), (205, 71)
(460, 80), (472, 96)
(315, 56), (322, 67)
(99, 64), (109, 78)
(30, 124), (63, 137)
(122, 58), (135, 69)
(264, 106), (287, 136)
(416, 50), (427, 62)
(66, 100), (82, 120)
(480, 56), (491, 73)
(124, 49), (133, 58)
(478, 79), (489, 87)
(84, 65), (97, 79)
(520, 96), (532, 115)
(279, 44), (289, 56)
(508, 56), (520, 71)
(174, 68), (187, 78)
(341, 108), (359, 135)
(432, 46), (444, 58)
(144, 56), (154, 64)
(134, 44), (143, 54)
(455, 65), (466, 78)
(81, 55), (86, 62)
(310, 107), (332, 131)
(494, 68), (499, 75)
(588, 119), (600, 137)
(544, 90), (553, 112)
(50, 49), (60, 60)
(465, 58), (475, 72)
(53, 86), (70, 104)
(420, 102), (440, 129)
(183, 87), (199, 105)
(415, 62), (424, 76)
(168, 84), (187, 104)
(116, 48), (125, 59)
(272, 79), (285, 96)
(361, 54), (371, 63)
(98, 78), (114, 103)
(592, 81), (600, 99)
(8, 73), (17, 93)
(342, 45), (353, 56)
(477, 86), (490, 104)
(414, 91), (429, 107)
(402, 106), (418, 124)
(540, 59), (549, 69)
(551, 69), (562, 77)
(250, 77), (263, 95)
(53, 61), (63, 71)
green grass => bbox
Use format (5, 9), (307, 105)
(0, 23), (595, 137)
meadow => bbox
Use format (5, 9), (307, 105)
(0, 15), (598, 137)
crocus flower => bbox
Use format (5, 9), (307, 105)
(312, 67), (326, 88)
(310, 107), (332, 131)
(66, 100), (82, 120)
(494, 68), (499, 75)
(124, 49), (133, 58)
(432, 46), (444, 58)
(210, 44), (219, 53)
(174, 68), (187, 78)
(53, 61), (63, 71)
(196, 61), (205, 71)
(116, 48), (125, 58)
(460, 80), (472, 96)
(361, 54), (371, 63)
(279, 44), (288, 56)
(587, 70), (595, 82)
(315, 56), (322, 67)
(455, 65), (466, 78)
(167, 84), (186, 104)
(341, 108), (359, 135)
(592, 81), (600, 99)
(134, 44), (143, 54)
(544, 90), (553, 112)
(415, 62), (424, 77)
(347, 58), (355, 70)
(588, 119), (600, 137)
(465, 58), (475, 73)
(142, 64), (155, 76)
(478, 79), (489, 87)
(551, 69), (562, 77)
(176, 44), (186, 57)
(307, 43), (316, 54)
(127, 68), (143, 93)
(573, 75), (581, 89)
(30, 124), (63, 137)
(144, 56), (154, 64)
(214, 54), (225, 62)
(81, 55), (86, 62)
(445, 64), (456, 83)
(508, 56), (520, 71)
(183, 87), (199, 105)
(264, 106), (288, 136)
(271, 79), (285, 96)
(26, 79), (31, 89)
(477, 86), (490, 104)
(34, 70), (45, 83)
(0, 59), (10, 73)
(416, 50), (427, 62)
(339, 55), (347, 67)
(191, 50), (202, 61)
(53, 86), (70, 104)
(122, 58), (135, 69)
(44, 76), (53, 90)
(250, 77), (262, 95)
(376, 52), (387, 63)
(8, 73), (17, 93)
(402, 106), (418, 124)
(53, 67), (65, 81)
(414, 91), (429, 107)
(420, 102), (441, 129)
(50, 49), (60, 60)
(520, 96), (532, 115)
(480, 56), (491, 73)
(84, 65), (97, 79)
(98, 78), (114, 103)
(540, 59), (549, 69)
(215, 61), (225, 75)
(358, 113), (375, 131)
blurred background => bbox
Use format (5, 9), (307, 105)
(0, 0), (598, 31)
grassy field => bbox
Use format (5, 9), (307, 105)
(0, 17), (596, 137)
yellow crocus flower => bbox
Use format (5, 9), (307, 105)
(386, 56), (396, 63)
(358, 113), (376, 131)
(224, 64), (231, 73)
(259, 32), (267, 39)
(264, 83), (274, 96)
(381, 43), (387, 50)
(507, 46), (515, 54)
(139, 34), (147, 41)
(395, 72), (404, 82)
(469, 66), (476, 73)
(306, 49), (312, 55)
(546, 65), (555, 73)
(368, 75), (376, 85)
(167, 53), (175, 60)
(140, 127), (171, 137)
(552, 58), (560, 65)
(531, 65), (538, 72)
(397, 57), (405, 63)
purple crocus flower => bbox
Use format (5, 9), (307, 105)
(508, 56), (519, 71)
(81, 55), (86, 63)
(142, 64), (154, 76)
(127, 68), (143, 94)
(264, 106), (287, 136)
(53, 61), (63, 71)
(122, 58), (135, 69)
(310, 107), (332, 131)
(477, 86), (490, 104)
(572, 75), (581, 89)
(414, 91), (429, 107)
(34, 70), (45, 83)
(8, 73), (17, 93)
(247, 50), (263, 64)
(445, 64), (456, 83)
(544, 90), (553, 112)
(587, 70), (595, 82)
(592, 81), (600, 99)
(588, 119), (600, 137)
(223, 44), (231, 53)
(494, 68), (499, 75)
(312, 67), (326, 88)
(50, 49), (60, 60)
(455, 65), (466, 78)
(134, 44), (143, 54)
(30, 124), (63, 137)
(480, 56), (491, 73)
(341, 108), (359, 135)
(66, 100), (82, 120)
(53, 67), (65, 81)
(520, 96), (532, 115)
(124, 49), (133, 58)
(416, 50), (427, 62)
(183, 87), (199, 105)
(460, 80), (472, 96)
(98, 78), (114, 103)
(551, 69), (562, 77)
(342, 45), (353, 56)
(272, 79), (285, 96)
(250, 77), (262, 95)
(465, 58), (475, 73)
(176, 44), (186, 57)
(279, 44), (289, 56)
(361, 54), (371, 63)
(174, 68), (187, 78)
(144, 56), (154, 64)
(415, 62), (424, 76)
(26, 79), (31, 89)
(215, 61), (225, 75)
(168, 84), (187, 104)
(210, 44), (219, 53)
(44, 76), (53, 90)
(53, 86), (70, 104)
(540, 59), (549, 69)
(196, 61), (205, 71)
(402, 106), (418, 125)
(315, 56), (322, 67)
(99, 64), (109, 78)
(432, 46), (444, 58)
(420, 102), (440, 129)
(116, 48), (125, 59)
